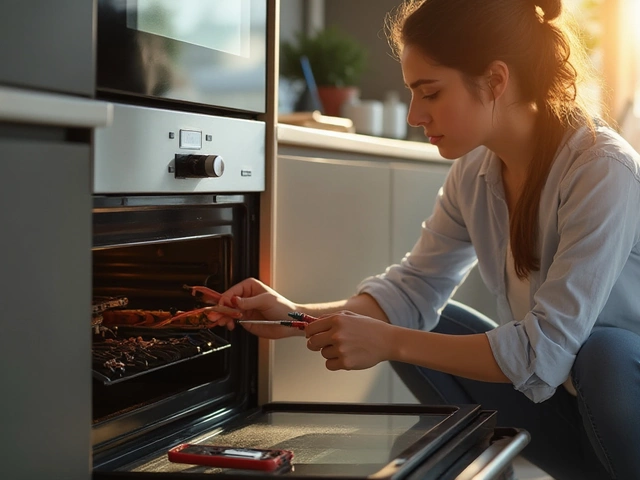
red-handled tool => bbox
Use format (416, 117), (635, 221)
(288, 311), (318, 323)
(237, 320), (308, 330)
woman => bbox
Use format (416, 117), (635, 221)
(217, 0), (640, 478)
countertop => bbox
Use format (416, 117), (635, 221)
(277, 124), (450, 163)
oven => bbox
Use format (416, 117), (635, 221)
(92, 0), (273, 472)
(91, 100), (264, 470)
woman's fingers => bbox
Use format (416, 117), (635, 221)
(215, 278), (303, 339)
(305, 312), (389, 370)
(219, 278), (265, 304)
(183, 285), (222, 305)
(305, 320), (335, 350)
(318, 345), (338, 360)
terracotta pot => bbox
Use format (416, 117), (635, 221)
(317, 86), (360, 117)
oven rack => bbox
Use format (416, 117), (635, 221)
(92, 326), (230, 385)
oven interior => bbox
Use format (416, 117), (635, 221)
(91, 195), (260, 470)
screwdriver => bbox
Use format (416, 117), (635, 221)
(237, 312), (319, 330)
(237, 320), (308, 329)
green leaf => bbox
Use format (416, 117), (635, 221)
(280, 27), (368, 87)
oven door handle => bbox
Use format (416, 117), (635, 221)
(454, 429), (531, 480)
(0, 85), (113, 128)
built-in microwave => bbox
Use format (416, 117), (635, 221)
(96, 0), (267, 115)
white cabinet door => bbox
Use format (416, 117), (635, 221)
(272, 154), (394, 403)
(389, 162), (451, 403)
(390, 161), (497, 320)
(391, 163), (496, 318)
(389, 161), (498, 402)
(271, 154), (497, 405)
(390, 162), (449, 263)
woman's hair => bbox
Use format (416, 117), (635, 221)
(386, 0), (601, 279)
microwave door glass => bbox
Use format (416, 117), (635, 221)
(97, 0), (267, 114)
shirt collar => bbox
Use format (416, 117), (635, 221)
(478, 148), (502, 186)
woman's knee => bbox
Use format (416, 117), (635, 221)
(572, 327), (640, 412)
(389, 301), (499, 405)
(572, 327), (640, 479)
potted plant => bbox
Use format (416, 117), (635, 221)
(280, 27), (368, 116)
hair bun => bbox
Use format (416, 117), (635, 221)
(535, 0), (562, 21)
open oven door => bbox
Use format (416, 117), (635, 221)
(93, 402), (529, 480)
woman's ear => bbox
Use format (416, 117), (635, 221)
(485, 61), (509, 100)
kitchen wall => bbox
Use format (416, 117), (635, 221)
(279, 0), (304, 44)
(325, 0), (408, 106)
(280, 0), (406, 103)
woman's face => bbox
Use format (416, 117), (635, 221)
(401, 44), (494, 159)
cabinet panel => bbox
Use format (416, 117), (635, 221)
(274, 155), (392, 301)
(389, 161), (498, 402)
(272, 155), (393, 403)
(390, 162), (450, 263)
(390, 162), (498, 321)
(0, 1), (94, 95)
(271, 153), (497, 405)
(389, 163), (451, 403)
(0, 137), (92, 480)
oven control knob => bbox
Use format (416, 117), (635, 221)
(174, 154), (225, 178)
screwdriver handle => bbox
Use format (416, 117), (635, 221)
(288, 311), (318, 323)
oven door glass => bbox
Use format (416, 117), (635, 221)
(97, 0), (267, 114)
(104, 404), (497, 479)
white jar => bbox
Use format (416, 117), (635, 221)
(382, 91), (408, 139)
(341, 99), (384, 136)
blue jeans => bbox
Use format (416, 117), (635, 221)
(390, 301), (640, 480)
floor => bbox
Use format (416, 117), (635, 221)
(513, 456), (554, 480)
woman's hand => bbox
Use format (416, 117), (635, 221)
(216, 278), (301, 339)
(304, 311), (393, 371)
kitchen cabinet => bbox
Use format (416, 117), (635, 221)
(0, 1), (94, 96)
(272, 126), (496, 405)
(0, 4), (108, 479)
(0, 3), (109, 476)
(389, 161), (498, 321)
(272, 153), (395, 403)
(0, 134), (92, 480)
(387, 161), (497, 400)
(0, 88), (111, 480)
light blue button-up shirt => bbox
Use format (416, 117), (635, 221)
(358, 125), (640, 402)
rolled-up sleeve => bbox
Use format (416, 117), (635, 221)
(486, 319), (576, 402)
(487, 150), (640, 402)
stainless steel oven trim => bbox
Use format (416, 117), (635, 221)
(257, 0), (280, 407)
